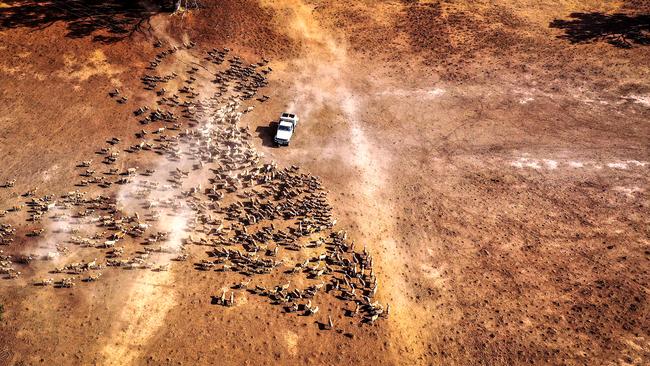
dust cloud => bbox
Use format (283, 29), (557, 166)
(259, 0), (431, 363)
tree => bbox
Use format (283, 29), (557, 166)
(160, 0), (200, 13)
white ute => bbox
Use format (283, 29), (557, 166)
(274, 112), (299, 146)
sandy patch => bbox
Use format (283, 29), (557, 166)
(376, 87), (445, 99)
(57, 49), (123, 82)
(511, 157), (542, 169)
(284, 330), (299, 357)
(612, 186), (644, 198)
(101, 270), (176, 365)
(622, 95), (650, 108)
(41, 164), (59, 182)
(511, 157), (648, 171)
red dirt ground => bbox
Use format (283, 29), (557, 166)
(0, 0), (648, 365)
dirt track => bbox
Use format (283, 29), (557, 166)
(0, 0), (649, 365)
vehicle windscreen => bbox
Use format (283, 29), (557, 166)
(278, 125), (292, 131)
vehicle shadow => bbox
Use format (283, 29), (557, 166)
(0, 0), (165, 43)
(549, 12), (650, 48)
(256, 121), (278, 148)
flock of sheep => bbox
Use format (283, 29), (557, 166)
(0, 40), (388, 327)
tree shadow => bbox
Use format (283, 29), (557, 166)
(0, 0), (166, 44)
(549, 12), (650, 48)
